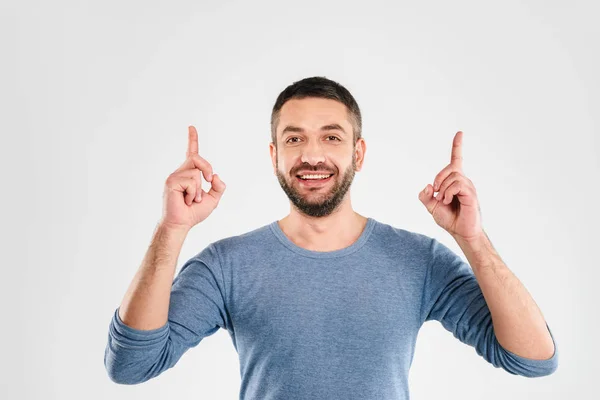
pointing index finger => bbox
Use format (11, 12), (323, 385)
(451, 131), (463, 170)
(187, 125), (199, 158)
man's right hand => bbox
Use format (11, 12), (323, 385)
(160, 125), (226, 230)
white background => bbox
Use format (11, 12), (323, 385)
(2, 0), (598, 398)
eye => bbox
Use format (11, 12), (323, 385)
(326, 135), (341, 141)
(286, 137), (300, 143)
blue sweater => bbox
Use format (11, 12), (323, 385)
(104, 217), (558, 399)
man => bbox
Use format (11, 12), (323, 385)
(104, 76), (558, 399)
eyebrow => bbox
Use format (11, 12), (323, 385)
(281, 123), (347, 136)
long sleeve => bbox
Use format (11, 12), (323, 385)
(104, 243), (232, 384)
(419, 238), (559, 377)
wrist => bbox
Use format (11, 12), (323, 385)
(156, 220), (192, 236)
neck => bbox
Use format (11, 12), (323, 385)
(278, 197), (368, 252)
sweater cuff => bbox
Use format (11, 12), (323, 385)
(500, 322), (558, 369)
(110, 307), (169, 343)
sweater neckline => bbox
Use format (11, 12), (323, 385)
(268, 217), (376, 259)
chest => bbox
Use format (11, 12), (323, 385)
(229, 257), (423, 348)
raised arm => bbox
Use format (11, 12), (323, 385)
(104, 126), (227, 384)
(420, 237), (558, 377)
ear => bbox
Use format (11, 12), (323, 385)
(269, 142), (277, 174)
(354, 138), (366, 171)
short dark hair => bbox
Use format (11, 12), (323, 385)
(270, 76), (362, 146)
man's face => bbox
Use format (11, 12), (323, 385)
(269, 97), (365, 218)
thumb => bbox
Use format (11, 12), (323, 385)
(418, 184), (437, 214)
(207, 173), (226, 202)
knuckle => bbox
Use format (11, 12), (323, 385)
(192, 153), (205, 163)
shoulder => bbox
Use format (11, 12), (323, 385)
(202, 222), (275, 263)
(370, 218), (434, 251)
(363, 218), (439, 269)
(372, 219), (461, 264)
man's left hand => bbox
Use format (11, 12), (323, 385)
(418, 131), (483, 242)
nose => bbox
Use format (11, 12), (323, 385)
(300, 139), (326, 165)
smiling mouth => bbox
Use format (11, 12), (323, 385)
(295, 173), (334, 185)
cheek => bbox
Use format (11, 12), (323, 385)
(277, 155), (298, 173)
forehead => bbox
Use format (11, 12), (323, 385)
(277, 97), (352, 134)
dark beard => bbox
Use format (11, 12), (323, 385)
(276, 155), (356, 218)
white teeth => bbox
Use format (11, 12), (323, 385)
(300, 174), (332, 180)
